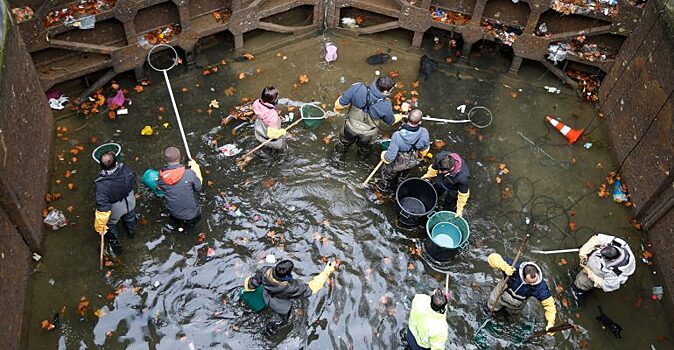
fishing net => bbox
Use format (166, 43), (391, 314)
(92, 143), (121, 163)
(474, 318), (535, 348)
(300, 103), (326, 129)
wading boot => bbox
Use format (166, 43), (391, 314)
(123, 209), (138, 239)
(106, 224), (123, 255)
(264, 312), (290, 337)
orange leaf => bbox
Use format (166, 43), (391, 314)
(495, 176), (502, 184)
(561, 258), (568, 265)
(388, 70), (399, 78)
(89, 136), (98, 144)
(211, 66), (218, 73)
(207, 247), (215, 257)
(67, 183), (75, 190)
(411, 80), (420, 89)
(243, 52), (255, 60)
(568, 222), (577, 231)
(107, 111), (116, 120)
(433, 139), (446, 149)
(238, 72), (246, 80)
(224, 86), (236, 97)
(446, 57), (453, 63)
(383, 257), (391, 265)
(407, 262), (415, 271)
(562, 298), (569, 308)
(41, 320), (55, 331)
(266, 230), (276, 238)
(94, 309), (106, 318)
(201, 69), (211, 76)
(323, 135), (333, 144)
(181, 87), (189, 93)
(207, 180), (214, 187)
(133, 85), (144, 93)
(510, 92), (518, 98)
(77, 297), (89, 317)
(65, 170), (72, 178)
(298, 75), (309, 84)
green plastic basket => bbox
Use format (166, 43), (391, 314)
(240, 286), (267, 312)
(426, 211), (470, 249)
(92, 143), (121, 163)
(300, 104), (325, 129)
(380, 140), (391, 150)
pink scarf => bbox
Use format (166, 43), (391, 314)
(449, 153), (463, 175)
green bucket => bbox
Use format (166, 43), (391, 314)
(240, 286), (267, 312)
(300, 104), (325, 129)
(142, 169), (164, 197)
(426, 211), (470, 249)
(92, 143), (121, 163)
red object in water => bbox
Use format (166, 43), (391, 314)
(652, 294), (658, 300)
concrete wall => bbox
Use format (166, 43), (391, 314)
(0, 0), (54, 348)
(598, 0), (674, 310)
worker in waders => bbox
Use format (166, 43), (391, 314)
(406, 289), (449, 350)
(93, 151), (137, 255)
(157, 147), (203, 232)
(572, 233), (636, 299)
(378, 109), (430, 196)
(421, 151), (470, 217)
(333, 76), (403, 160)
(242, 259), (335, 335)
(487, 253), (557, 334)
(253, 86), (287, 158)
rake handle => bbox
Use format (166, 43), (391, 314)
(237, 119), (302, 160)
(362, 160), (384, 187)
(490, 234), (530, 314)
(99, 232), (105, 270)
(527, 323), (577, 340)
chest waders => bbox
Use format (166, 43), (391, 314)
(345, 84), (386, 142)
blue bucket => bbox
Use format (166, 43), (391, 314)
(425, 211), (470, 261)
(430, 222), (462, 249)
(142, 169), (164, 197)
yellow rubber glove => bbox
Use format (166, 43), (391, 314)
(140, 125), (154, 136)
(417, 147), (430, 161)
(334, 98), (348, 113)
(578, 235), (599, 257)
(393, 113), (404, 124)
(94, 210), (111, 235)
(585, 267), (604, 288)
(266, 127), (286, 140)
(188, 159), (203, 184)
(308, 261), (336, 294)
(380, 151), (391, 164)
(421, 165), (438, 179)
(487, 253), (515, 276)
(243, 276), (256, 292)
(455, 190), (470, 217)
(541, 296), (557, 335)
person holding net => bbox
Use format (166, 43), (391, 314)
(157, 147), (203, 232)
(333, 76), (404, 160)
(253, 86), (287, 159)
(378, 109), (430, 196)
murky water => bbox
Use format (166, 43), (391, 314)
(26, 30), (672, 349)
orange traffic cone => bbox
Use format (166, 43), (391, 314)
(546, 115), (584, 144)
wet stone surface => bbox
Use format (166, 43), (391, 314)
(27, 31), (672, 349)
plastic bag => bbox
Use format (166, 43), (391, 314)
(43, 209), (67, 230)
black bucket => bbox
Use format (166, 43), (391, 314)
(395, 178), (438, 227)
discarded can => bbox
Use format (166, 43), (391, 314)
(652, 286), (663, 300)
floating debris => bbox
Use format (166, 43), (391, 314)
(552, 0), (619, 17)
(566, 70), (601, 102)
(430, 7), (471, 26)
(548, 36), (616, 63)
(481, 20), (522, 46)
(139, 24), (181, 48)
(211, 9), (232, 23)
(43, 0), (116, 28)
(12, 7), (34, 23)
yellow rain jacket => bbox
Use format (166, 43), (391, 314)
(408, 294), (448, 350)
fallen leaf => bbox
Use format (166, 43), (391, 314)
(94, 309), (106, 318)
(510, 92), (518, 98)
(243, 52), (255, 60)
(197, 232), (207, 242)
(224, 86), (236, 97)
(107, 111), (116, 120)
(211, 66), (219, 73)
(67, 183), (75, 190)
(501, 187), (513, 199)
(89, 136), (98, 144)
(323, 135), (333, 144)
(66, 206), (73, 212)
(207, 180), (214, 187)
(238, 72), (246, 80)
(106, 331), (113, 337)
(322, 218), (330, 227)
(407, 262), (415, 271)
(555, 285), (564, 294)
(201, 69), (211, 76)
(561, 258), (568, 265)
(266, 230), (276, 238)
(568, 222), (577, 231)
(298, 75), (309, 84)
(379, 295), (391, 304)
(433, 139), (446, 149)
(569, 210), (576, 216)
(261, 177), (276, 189)
(65, 170), (72, 178)
(495, 176), (502, 184)
(411, 80), (420, 89)
(206, 247), (215, 257)
(181, 87), (189, 92)
(383, 257), (391, 265)
(41, 320), (55, 331)
(388, 70), (399, 78)
(133, 85), (144, 93)
(561, 298), (569, 308)
(78, 297), (89, 317)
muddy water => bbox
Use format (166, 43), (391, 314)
(26, 30), (672, 350)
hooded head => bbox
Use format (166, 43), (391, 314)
(274, 260), (294, 280)
(430, 288), (448, 313)
(600, 246), (620, 261)
(521, 263), (543, 285)
(163, 147), (181, 164)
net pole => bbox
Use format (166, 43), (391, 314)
(162, 69), (192, 160)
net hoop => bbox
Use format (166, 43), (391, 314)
(147, 44), (179, 72)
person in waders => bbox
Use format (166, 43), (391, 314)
(406, 289), (449, 350)
(157, 147), (203, 232)
(378, 109), (430, 196)
(242, 259), (336, 335)
(94, 151), (137, 255)
(333, 76), (403, 160)
(571, 233), (636, 299)
(253, 86), (287, 159)
(421, 151), (470, 217)
(487, 253), (557, 335)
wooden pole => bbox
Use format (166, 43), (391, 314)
(99, 232), (105, 270)
(362, 160), (384, 187)
(489, 234), (530, 314)
(526, 323), (578, 341)
(237, 119), (303, 162)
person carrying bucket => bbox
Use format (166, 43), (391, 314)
(421, 151), (470, 217)
(406, 289), (449, 350)
(378, 109), (430, 195)
(242, 259), (336, 335)
(93, 151), (137, 255)
(253, 86), (287, 159)
(333, 76), (403, 159)
(571, 233), (635, 299)
(487, 253), (557, 335)
(157, 147), (203, 232)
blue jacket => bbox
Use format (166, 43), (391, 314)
(338, 80), (395, 125)
(503, 257), (552, 301)
(384, 125), (430, 162)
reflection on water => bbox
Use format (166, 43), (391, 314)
(26, 30), (672, 350)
